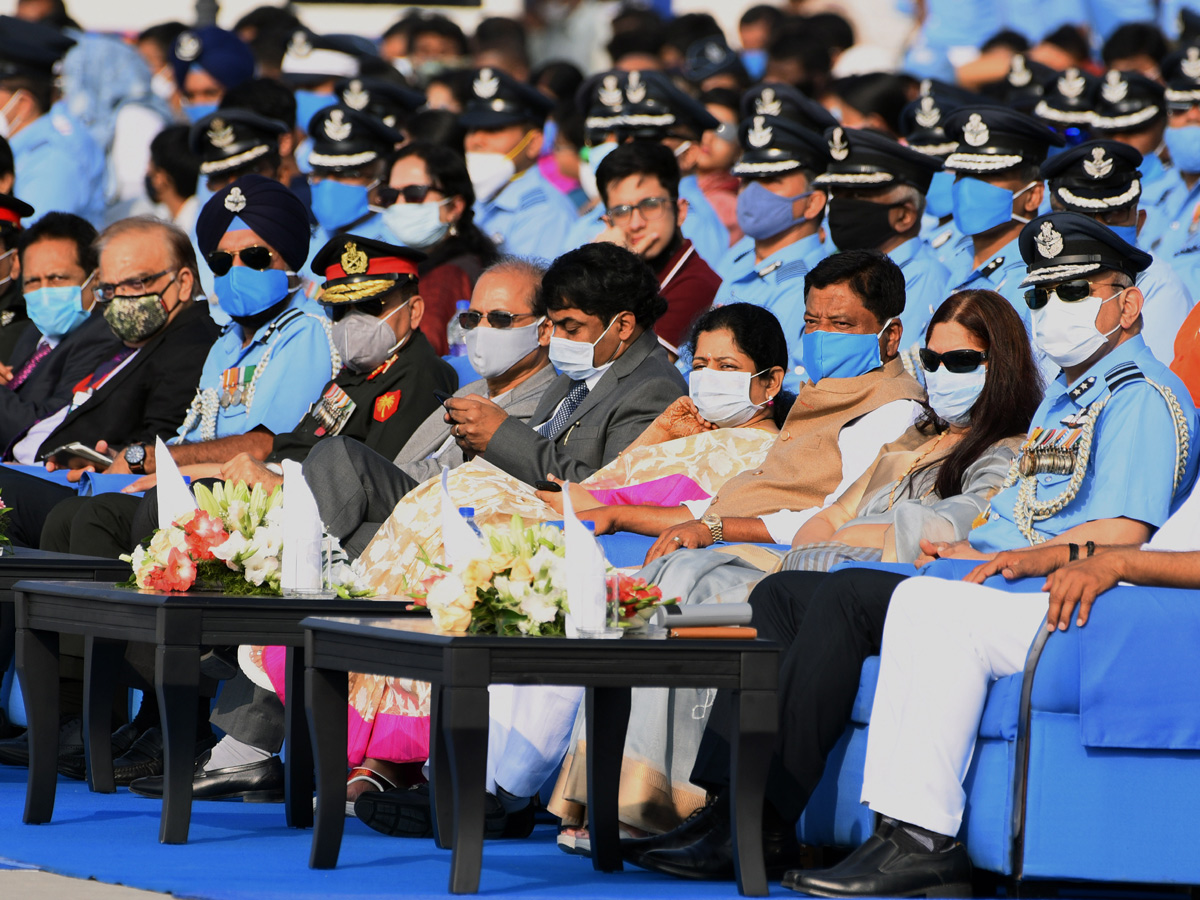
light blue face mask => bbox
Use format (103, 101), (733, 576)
(310, 179), (371, 232)
(740, 49), (768, 81)
(184, 101), (219, 124)
(925, 170), (955, 220)
(213, 267), (291, 318)
(736, 181), (812, 241)
(799, 318), (895, 384)
(951, 176), (1034, 236)
(1107, 224), (1139, 247)
(924, 364), (987, 426)
(1164, 125), (1200, 174)
(25, 278), (93, 340)
(294, 89), (334, 132)
(1139, 148), (1165, 183)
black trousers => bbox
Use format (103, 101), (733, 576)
(40, 490), (150, 557)
(691, 567), (909, 824)
(0, 467), (75, 548)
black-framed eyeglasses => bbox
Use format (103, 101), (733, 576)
(457, 310), (539, 330)
(94, 269), (176, 302)
(206, 246), (276, 276)
(919, 348), (989, 374)
(604, 196), (672, 225)
(1023, 279), (1124, 310)
(376, 184), (441, 207)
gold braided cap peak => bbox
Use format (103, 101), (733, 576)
(318, 279), (397, 304)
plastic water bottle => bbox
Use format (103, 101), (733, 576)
(447, 300), (470, 357)
(459, 506), (483, 537)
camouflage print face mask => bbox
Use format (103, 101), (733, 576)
(103, 275), (175, 343)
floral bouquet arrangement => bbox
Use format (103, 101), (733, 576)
(0, 490), (10, 548)
(124, 480), (370, 597)
(612, 573), (675, 628)
(416, 515), (674, 635)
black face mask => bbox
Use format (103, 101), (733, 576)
(827, 196), (903, 251)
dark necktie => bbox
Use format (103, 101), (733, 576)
(536, 380), (589, 438)
(7, 340), (52, 391)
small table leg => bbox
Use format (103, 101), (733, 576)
(429, 684), (453, 850)
(586, 686), (631, 873)
(156, 641), (201, 844)
(285, 646), (314, 829)
(730, 688), (777, 897)
(18, 626), (60, 825)
(443, 684), (489, 895)
(307, 662), (348, 869)
(83, 636), (125, 793)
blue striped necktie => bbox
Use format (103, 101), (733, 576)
(535, 380), (589, 437)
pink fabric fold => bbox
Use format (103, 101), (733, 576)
(587, 473), (711, 508)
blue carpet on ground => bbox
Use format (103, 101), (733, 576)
(0, 767), (786, 899)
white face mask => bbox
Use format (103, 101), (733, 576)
(579, 140), (619, 202)
(382, 199), (450, 249)
(150, 67), (175, 101)
(0, 89), (26, 139)
(332, 302), (408, 373)
(466, 151), (517, 203)
(548, 315), (620, 382)
(1032, 287), (1123, 370)
(464, 317), (543, 379)
(689, 368), (770, 427)
(924, 365), (987, 426)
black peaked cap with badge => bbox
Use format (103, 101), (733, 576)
(0, 15), (74, 79)
(577, 69), (718, 140)
(0, 193), (35, 230)
(461, 66), (555, 131)
(740, 82), (837, 133)
(1033, 66), (1100, 127)
(942, 106), (1064, 173)
(731, 115), (829, 177)
(1019, 211), (1151, 286)
(312, 234), (425, 305)
(1091, 70), (1164, 132)
(900, 79), (977, 157)
(983, 53), (1056, 113)
(307, 105), (403, 172)
(1040, 140), (1142, 213)
(196, 175), (312, 272)
(683, 36), (747, 86)
(335, 77), (425, 130)
(816, 126), (942, 193)
(281, 29), (371, 86)
(1162, 45), (1200, 108)
(189, 110), (288, 176)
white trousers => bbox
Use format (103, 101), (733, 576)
(860, 578), (1049, 837)
(485, 684), (584, 798)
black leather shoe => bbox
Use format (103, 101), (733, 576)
(128, 753), (284, 802)
(782, 830), (972, 897)
(620, 796), (727, 869)
(57, 722), (144, 780)
(0, 715), (83, 768)
(631, 812), (801, 881)
(354, 783), (535, 839)
(99, 727), (217, 786)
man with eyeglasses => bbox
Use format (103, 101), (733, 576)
(0, 192), (34, 362)
(593, 142), (721, 348)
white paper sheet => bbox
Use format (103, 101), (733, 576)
(154, 436), (196, 528)
(562, 481), (606, 637)
(280, 459), (323, 592)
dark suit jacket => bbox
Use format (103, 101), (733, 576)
(33, 300), (220, 460)
(0, 309), (123, 449)
(482, 328), (687, 484)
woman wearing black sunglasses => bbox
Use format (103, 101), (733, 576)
(379, 141), (499, 354)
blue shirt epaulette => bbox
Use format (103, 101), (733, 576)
(978, 256), (1005, 279)
(931, 228), (955, 249)
(519, 190), (547, 211)
(1104, 361), (1144, 392)
(777, 260), (808, 282)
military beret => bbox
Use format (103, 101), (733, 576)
(307, 105), (403, 171)
(196, 175), (312, 273)
(312, 234), (425, 305)
(335, 77), (425, 130)
(189, 110), (288, 176)
(171, 27), (255, 93)
(1091, 70), (1165, 132)
(460, 67), (555, 130)
(942, 105), (1064, 173)
(1040, 140), (1142, 212)
(731, 115), (829, 176)
(816, 126), (942, 193)
(1019, 211), (1151, 286)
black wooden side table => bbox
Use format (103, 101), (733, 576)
(302, 615), (779, 896)
(13, 579), (418, 844)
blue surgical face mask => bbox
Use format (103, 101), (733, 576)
(951, 176), (1035, 236)
(295, 136), (314, 175)
(736, 181), (812, 241)
(800, 317), (895, 384)
(184, 101), (218, 124)
(1139, 147), (1165, 182)
(382, 200), (450, 249)
(25, 275), (94, 340)
(295, 89), (334, 133)
(548, 315), (620, 381)
(1164, 125), (1200, 174)
(925, 170), (955, 220)
(213, 267), (291, 318)
(924, 364), (987, 426)
(740, 49), (768, 81)
(310, 179), (371, 232)
(1107, 224), (1139, 247)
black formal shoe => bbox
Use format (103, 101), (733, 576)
(631, 811), (801, 881)
(128, 753), (284, 802)
(96, 727), (217, 786)
(354, 782), (535, 840)
(57, 722), (144, 780)
(0, 715), (83, 768)
(781, 828), (972, 897)
(200, 647), (240, 681)
(620, 796), (727, 869)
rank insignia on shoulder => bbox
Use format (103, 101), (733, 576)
(374, 389), (402, 421)
(978, 256), (1005, 278)
(1067, 376), (1096, 400)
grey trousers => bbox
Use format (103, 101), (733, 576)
(302, 436), (420, 558)
(210, 672), (284, 753)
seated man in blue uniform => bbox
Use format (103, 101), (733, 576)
(567, 69), (731, 266)
(461, 66), (576, 261)
(625, 213), (1200, 890)
(939, 106), (1064, 322)
(710, 115), (831, 391)
(1041, 139), (1193, 365)
(815, 126), (949, 369)
(0, 16), (104, 224)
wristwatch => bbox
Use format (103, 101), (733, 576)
(124, 442), (147, 475)
(700, 512), (724, 544)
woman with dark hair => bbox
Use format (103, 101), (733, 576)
(380, 140), (499, 353)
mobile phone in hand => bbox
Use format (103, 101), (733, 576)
(534, 480), (562, 492)
(433, 390), (454, 405)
